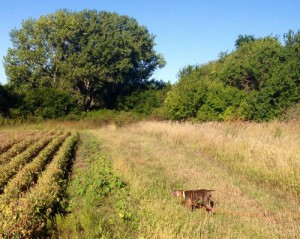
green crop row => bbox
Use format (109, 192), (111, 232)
(1, 132), (70, 203)
(0, 132), (79, 238)
(0, 134), (56, 193)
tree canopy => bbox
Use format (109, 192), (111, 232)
(235, 34), (256, 49)
(4, 10), (165, 112)
(165, 33), (300, 121)
(2, 11), (300, 122)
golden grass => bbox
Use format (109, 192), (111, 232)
(90, 120), (300, 238)
(132, 121), (300, 195)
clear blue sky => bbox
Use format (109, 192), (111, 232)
(1, 0), (300, 84)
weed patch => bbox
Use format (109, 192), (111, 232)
(56, 132), (138, 239)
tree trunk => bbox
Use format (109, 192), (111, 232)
(83, 96), (92, 112)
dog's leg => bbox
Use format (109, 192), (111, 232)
(185, 198), (194, 210)
(203, 201), (215, 213)
(203, 193), (215, 213)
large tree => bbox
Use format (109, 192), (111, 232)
(4, 10), (165, 111)
(218, 36), (284, 91)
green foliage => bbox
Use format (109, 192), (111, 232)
(165, 31), (300, 122)
(3, 11), (300, 123)
(164, 61), (248, 121)
(219, 36), (284, 90)
(197, 82), (249, 121)
(283, 30), (300, 94)
(117, 80), (171, 115)
(164, 66), (212, 120)
(251, 67), (300, 121)
(248, 31), (300, 121)
(235, 34), (256, 48)
(10, 88), (79, 119)
(56, 132), (138, 238)
(176, 64), (199, 79)
(4, 9), (165, 112)
(281, 103), (300, 121)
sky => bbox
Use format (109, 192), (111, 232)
(0, 0), (300, 84)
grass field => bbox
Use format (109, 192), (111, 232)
(0, 121), (299, 238)
(86, 121), (300, 239)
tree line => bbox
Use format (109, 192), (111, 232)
(0, 9), (299, 122)
(165, 32), (300, 121)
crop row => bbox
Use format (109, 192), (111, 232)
(0, 130), (42, 154)
(0, 132), (79, 238)
(0, 131), (54, 165)
(0, 137), (23, 155)
(0, 133), (58, 193)
(0, 138), (36, 165)
(1, 132), (70, 203)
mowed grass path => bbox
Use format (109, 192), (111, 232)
(90, 121), (300, 239)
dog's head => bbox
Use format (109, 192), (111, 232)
(172, 190), (183, 198)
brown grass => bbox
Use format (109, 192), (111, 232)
(90, 120), (300, 238)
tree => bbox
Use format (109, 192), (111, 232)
(219, 37), (284, 91)
(176, 65), (199, 79)
(235, 34), (256, 49)
(283, 30), (300, 88)
(197, 82), (249, 121)
(164, 65), (213, 120)
(164, 61), (250, 121)
(164, 30), (300, 122)
(249, 31), (300, 121)
(4, 10), (165, 111)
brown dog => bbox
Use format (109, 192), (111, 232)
(172, 189), (215, 212)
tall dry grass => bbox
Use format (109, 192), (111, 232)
(91, 120), (300, 238)
(133, 121), (300, 196)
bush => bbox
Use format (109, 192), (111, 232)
(12, 88), (79, 119)
(164, 69), (209, 120)
(197, 82), (249, 121)
(117, 80), (171, 116)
